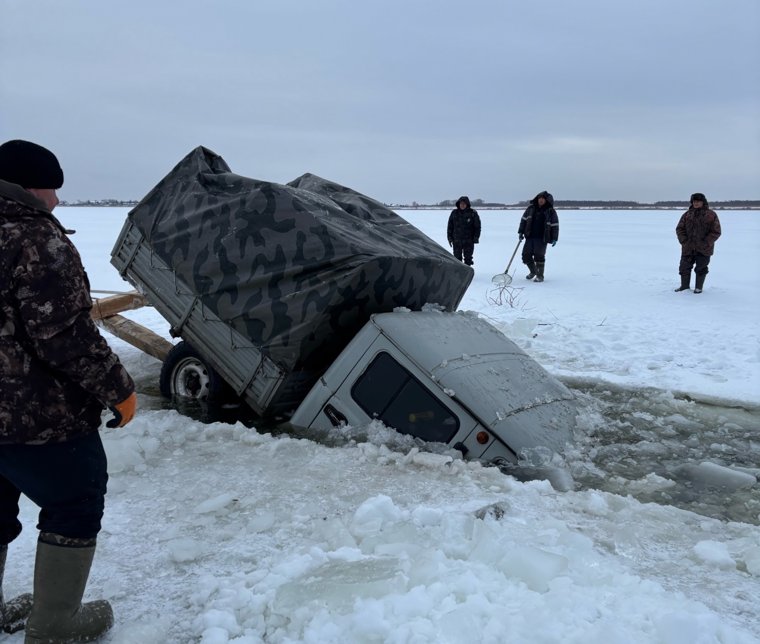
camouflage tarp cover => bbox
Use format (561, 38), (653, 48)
(124, 146), (472, 373)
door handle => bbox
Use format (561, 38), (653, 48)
(323, 404), (347, 428)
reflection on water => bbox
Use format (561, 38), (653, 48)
(138, 377), (760, 525)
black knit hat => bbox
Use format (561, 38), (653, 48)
(0, 139), (64, 189)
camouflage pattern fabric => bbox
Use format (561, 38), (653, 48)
(121, 147), (472, 375)
(0, 180), (135, 444)
(676, 207), (721, 256)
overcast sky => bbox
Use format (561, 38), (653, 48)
(2, 0), (759, 203)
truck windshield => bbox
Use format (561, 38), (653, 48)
(351, 352), (459, 443)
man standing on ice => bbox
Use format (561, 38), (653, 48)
(0, 139), (136, 640)
(518, 190), (559, 282)
(446, 196), (481, 266)
(674, 192), (721, 294)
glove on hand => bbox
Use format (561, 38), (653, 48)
(518, 234), (524, 241)
(107, 391), (138, 428)
(551, 241), (557, 247)
(474, 239), (479, 244)
(448, 239), (453, 248)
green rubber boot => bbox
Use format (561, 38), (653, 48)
(0, 544), (33, 634)
(24, 538), (113, 644)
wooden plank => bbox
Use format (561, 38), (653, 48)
(91, 291), (147, 321)
(96, 314), (173, 362)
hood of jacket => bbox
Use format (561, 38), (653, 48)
(530, 191), (554, 208)
(0, 178), (50, 212)
(456, 195), (471, 209)
(0, 179), (72, 234)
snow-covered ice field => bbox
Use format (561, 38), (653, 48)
(3, 207), (759, 644)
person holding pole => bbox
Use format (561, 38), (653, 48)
(518, 190), (559, 282)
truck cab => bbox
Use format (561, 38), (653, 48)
(290, 309), (577, 465)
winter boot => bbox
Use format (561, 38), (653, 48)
(0, 545), (33, 634)
(533, 262), (545, 283)
(674, 273), (690, 292)
(694, 273), (706, 294)
(24, 537), (113, 644)
(525, 262), (536, 280)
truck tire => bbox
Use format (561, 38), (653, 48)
(159, 341), (228, 403)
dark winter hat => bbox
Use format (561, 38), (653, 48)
(690, 192), (707, 203)
(0, 139), (64, 189)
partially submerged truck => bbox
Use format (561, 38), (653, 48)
(109, 147), (578, 471)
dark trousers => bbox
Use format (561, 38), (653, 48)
(522, 238), (547, 265)
(452, 241), (475, 266)
(0, 431), (108, 545)
(679, 252), (710, 276)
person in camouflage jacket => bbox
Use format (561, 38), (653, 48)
(446, 196), (481, 266)
(0, 140), (135, 640)
(674, 192), (721, 294)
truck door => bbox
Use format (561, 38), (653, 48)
(299, 333), (481, 449)
(350, 351), (462, 444)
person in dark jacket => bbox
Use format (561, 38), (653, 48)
(446, 196), (481, 266)
(0, 140), (136, 640)
(517, 190), (559, 282)
(674, 192), (721, 294)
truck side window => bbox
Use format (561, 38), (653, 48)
(351, 352), (459, 444)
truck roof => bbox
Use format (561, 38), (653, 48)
(370, 310), (577, 454)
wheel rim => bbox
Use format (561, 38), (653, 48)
(171, 357), (211, 399)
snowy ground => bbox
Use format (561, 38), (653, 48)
(3, 207), (759, 644)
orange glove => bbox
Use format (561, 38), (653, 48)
(106, 391), (137, 428)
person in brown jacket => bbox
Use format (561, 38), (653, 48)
(674, 192), (722, 294)
(0, 140), (136, 640)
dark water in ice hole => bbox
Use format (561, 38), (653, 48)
(136, 375), (760, 526)
(564, 381), (759, 525)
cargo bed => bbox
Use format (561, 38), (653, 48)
(111, 219), (289, 415)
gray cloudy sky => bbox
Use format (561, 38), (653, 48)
(2, 0), (759, 203)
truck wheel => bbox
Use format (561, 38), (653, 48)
(160, 341), (228, 402)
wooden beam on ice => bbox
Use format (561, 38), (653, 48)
(96, 314), (173, 362)
(90, 291), (147, 321)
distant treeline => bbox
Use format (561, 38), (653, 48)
(60, 198), (760, 209)
(59, 199), (139, 207)
(551, 200), (760, 209)
(394, 199), (760, 210)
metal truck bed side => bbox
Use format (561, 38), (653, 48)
(111, 220), (286, 415)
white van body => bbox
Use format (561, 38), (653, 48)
(290, 310), (577, 464)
